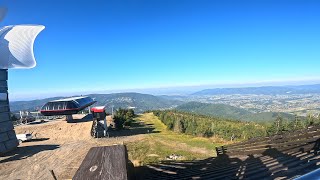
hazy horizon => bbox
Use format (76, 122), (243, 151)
(9, 79), (320, 101)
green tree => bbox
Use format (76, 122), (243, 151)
(126, 109), (135, 119)
(306, 113), (316, 126)
(294, 114), (303, 130)
(275, 114), (283, 134)
(114, 108), (136, 130)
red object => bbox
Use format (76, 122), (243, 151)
(91, 106), (106, 113)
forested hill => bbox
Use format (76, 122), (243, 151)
(152, 110), (267, 140)
(176, 102), (297, 123)
(10, 93), (183, 113)
(193, 84), (320, 95)
(91, 93), (183, 113)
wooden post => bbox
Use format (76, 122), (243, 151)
(50, 170), (58, 180)
(66, 115), (73, 121)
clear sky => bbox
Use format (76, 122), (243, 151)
(1, 0), (320, 100)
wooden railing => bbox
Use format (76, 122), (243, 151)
(139, 126), (320, 179)
(217, 126), (320, 156)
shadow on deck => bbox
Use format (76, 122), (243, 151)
(0, 144), (60, 163)
(135, 145), (320, 180)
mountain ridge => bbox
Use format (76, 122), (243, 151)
(10, 92), (183, 113)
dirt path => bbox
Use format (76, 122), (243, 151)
(0, 114), (146, 180)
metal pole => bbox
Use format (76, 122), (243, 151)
(19, 111), (23, 119)
(112, 105), (114, 118)
(104, 112), (107, 137)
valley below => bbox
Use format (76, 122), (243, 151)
(187, 94), (320, 116)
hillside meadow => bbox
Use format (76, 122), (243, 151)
(126, 113), (226, 165)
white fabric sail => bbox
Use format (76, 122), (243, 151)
(0, 25), (45, 69)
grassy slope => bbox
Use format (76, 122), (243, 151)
(126, 113), (224, 165)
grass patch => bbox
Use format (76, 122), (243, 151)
(139, 113), (223, 149)
(126, 113), (224, 165)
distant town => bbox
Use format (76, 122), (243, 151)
(186, 94), (320, 116)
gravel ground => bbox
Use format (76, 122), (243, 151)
(0, 114), (145, 180)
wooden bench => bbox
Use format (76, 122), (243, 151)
(73, 145), (132, 180)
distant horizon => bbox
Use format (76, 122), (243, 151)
(9, 79), (320, 101)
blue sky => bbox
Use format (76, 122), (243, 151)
(1, 0), (320, 100)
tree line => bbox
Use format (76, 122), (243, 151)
(152, 110), (320, 141)
(267, 113), (320, 135)
(152, 110), (267, 141)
